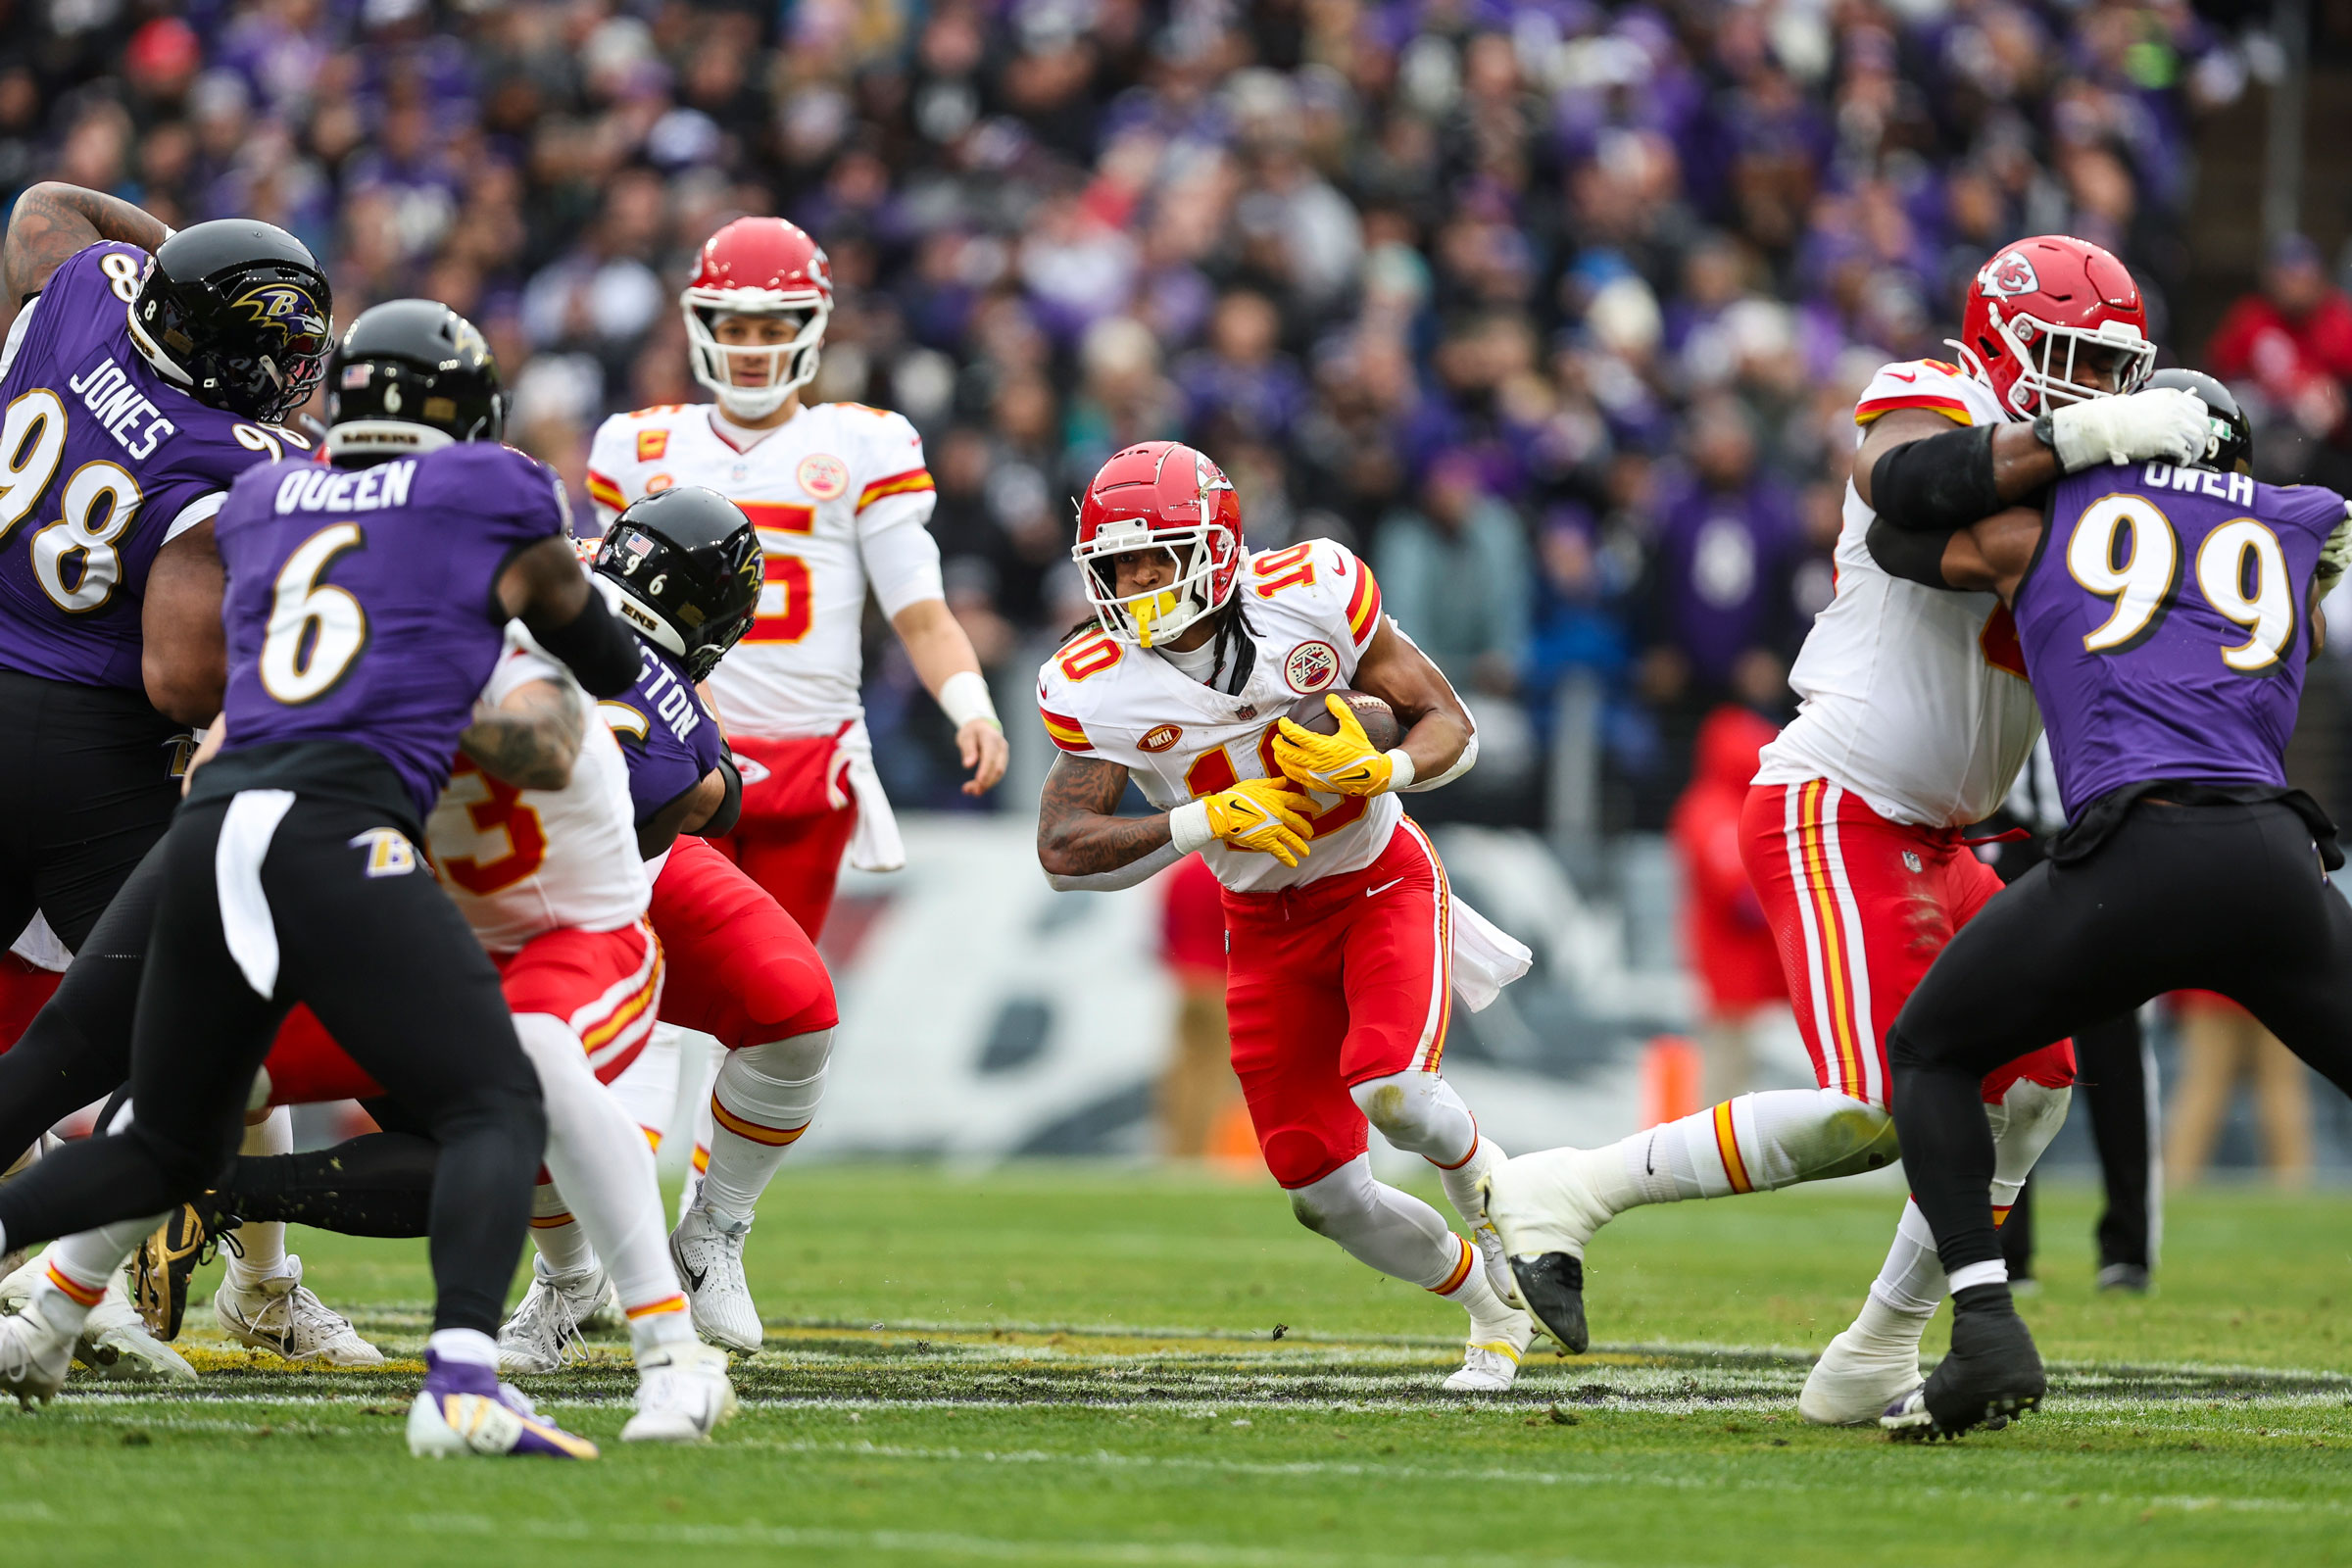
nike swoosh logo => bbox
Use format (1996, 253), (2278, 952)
(1365, 878), (1404, 898)
(1886, 370), (1917, 382)
(674, 1242), (708, 1295)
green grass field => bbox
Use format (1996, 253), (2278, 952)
(4, 1165), (2350, 1566)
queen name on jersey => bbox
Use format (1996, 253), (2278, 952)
(210, 441), (567, 818)
(1036, 536), (1392, 892)
(0, 242), (314, 689)
(2015, 461), (2342, 818)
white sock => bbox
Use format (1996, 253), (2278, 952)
(606, 1023), (683, 1152)
(226, 1107), (292, 1289)
(699, 1029), (830, 1224)
(529, 1182), (596, 1276)
(38, 1215), (164, 1335)
(1610, 1089), (1899, 1209)
(1435, 1134), (1501, 1234)
(428, 1326), (499, 1368)
(1856, 1078), (2075, 1328)
(512, 1013), (681, 1329)
(1287, 1153), (1494, 1303)
(628, 1299), (695, 1358)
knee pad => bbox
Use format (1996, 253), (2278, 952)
(1262, 1127), (1350, 1191)
(1988, 1079), (2073, 1187)
(1772, 1088), (1899, 1182)
(1286, 1155), (1377, 1238)
(713, 1028), (832, 1130)
(1346, 1071), (1474, 1163)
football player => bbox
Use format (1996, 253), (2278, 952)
(199, 491), (833, 1359)
(1032, 441), (1536, 1392)
(0, 182), (375, 1364)
(1867, 373), (2352, 1435)
(0, 299), (644, 1458)
(1484, 236), (2213, 1419)
(585, 216), (1007, 937)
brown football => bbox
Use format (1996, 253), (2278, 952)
(1285, 689), (1402, 752)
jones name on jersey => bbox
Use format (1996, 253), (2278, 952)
(1754, 357), (2043, 828)
(583, 400), (938, 738)
(1036, 537), (1393, 893)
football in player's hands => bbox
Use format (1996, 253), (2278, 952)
(1274, 691), (1405, 797)
(1283, 690), (1401, 751)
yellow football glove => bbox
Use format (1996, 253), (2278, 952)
(1200, 778), (1316, 866)
(1273, 696), (1400, 796)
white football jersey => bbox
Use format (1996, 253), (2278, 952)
(427, 629), (649, 954)
(1754, 358), (2043, 827)
(1036, 539), (1399, 894)
(586, 400), (939, 739)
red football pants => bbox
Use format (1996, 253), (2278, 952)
(651, 835), (837, 1051)
(1740, 779), (2075, 1107)
(704, 732), (858, 939)
(1222, 819), (1455, 1189)
(263, 919), (664, 1105)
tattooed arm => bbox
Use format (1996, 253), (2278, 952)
(4, 183), (172, 309)
(461, 678), (584, 792)
(1037, 753), (1187, 892)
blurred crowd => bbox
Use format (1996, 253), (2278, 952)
(0, 0), (2313, 820)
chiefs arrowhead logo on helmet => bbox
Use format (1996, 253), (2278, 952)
(1977, 251), (2040, 299)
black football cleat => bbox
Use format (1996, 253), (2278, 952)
(1882, 1287), (2044, 1442)
(1507, 1252), (1590, 1354)
(132, 1201), (237, 1342)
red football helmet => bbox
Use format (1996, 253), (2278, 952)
(681, 217), (834, 417)
(1073, 441), (1244, 649)
(1955, 235), (2155, 417)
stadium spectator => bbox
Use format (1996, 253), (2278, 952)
(2206, 233), (2352, 485)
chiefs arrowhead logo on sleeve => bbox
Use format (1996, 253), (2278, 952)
(636, 429), (668, 462)
(1976, 251), (2040, 299)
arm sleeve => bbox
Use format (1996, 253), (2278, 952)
(859, 511), (948, 618)
(701, 754), (744, 838)
(1868, 421), (2004, 534)
(1865, 516), (1960, 589)
(1044, 839), (1186, 893)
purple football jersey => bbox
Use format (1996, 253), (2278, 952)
(0, 242), (307, 689)
(604, 639), (724, 829)
(214, 443), (567, 816)
(2017, 462), (2346, 819)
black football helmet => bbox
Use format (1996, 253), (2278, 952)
(323, 299), (505, 460)
(2149, 368), (2254, 475)
(127, 220), (332, 425)
(594, 487), (763, 678)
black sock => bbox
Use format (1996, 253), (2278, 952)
(218, 1133), (440, 1238)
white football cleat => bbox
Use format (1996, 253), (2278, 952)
(1443, 1309), (1535, 1394)
(620, 1339), (738, 1443)
(1800, 1326), (1927, 1426)
(213, 1255), (384, 1366)
(407, 1351), (599, 1459)
(497, 1258), (611, 1376)
(669, 1205), (761, 1352)
(1468, 1218), (1521, 1311)
(75, 1285), (196, 1382)
(0, 1294), (76, 1409)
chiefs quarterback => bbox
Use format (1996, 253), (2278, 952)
(1034, 441), (1537, 1392)
(586, 217), (1006, 939)
(1484, 235), (2214, 1424)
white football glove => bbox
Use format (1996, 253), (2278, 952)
(2044, 386), (2209, 473)
(2318, 503), (2352, 599)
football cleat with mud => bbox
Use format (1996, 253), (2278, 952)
(1505, 1252), (1589, 1354)
(1881, 1286), (2044, 1442)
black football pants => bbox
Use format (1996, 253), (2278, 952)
(0, 791), (544, 1336)
(1888, 799), (2352, 1279)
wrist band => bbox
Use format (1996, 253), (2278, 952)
(1168, 798), (1212, 855)
(1384, 748), (1416, 792)
(939, 668), (1000, 729)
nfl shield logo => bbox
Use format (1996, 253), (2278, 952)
(1902, 851), (1923, 874)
